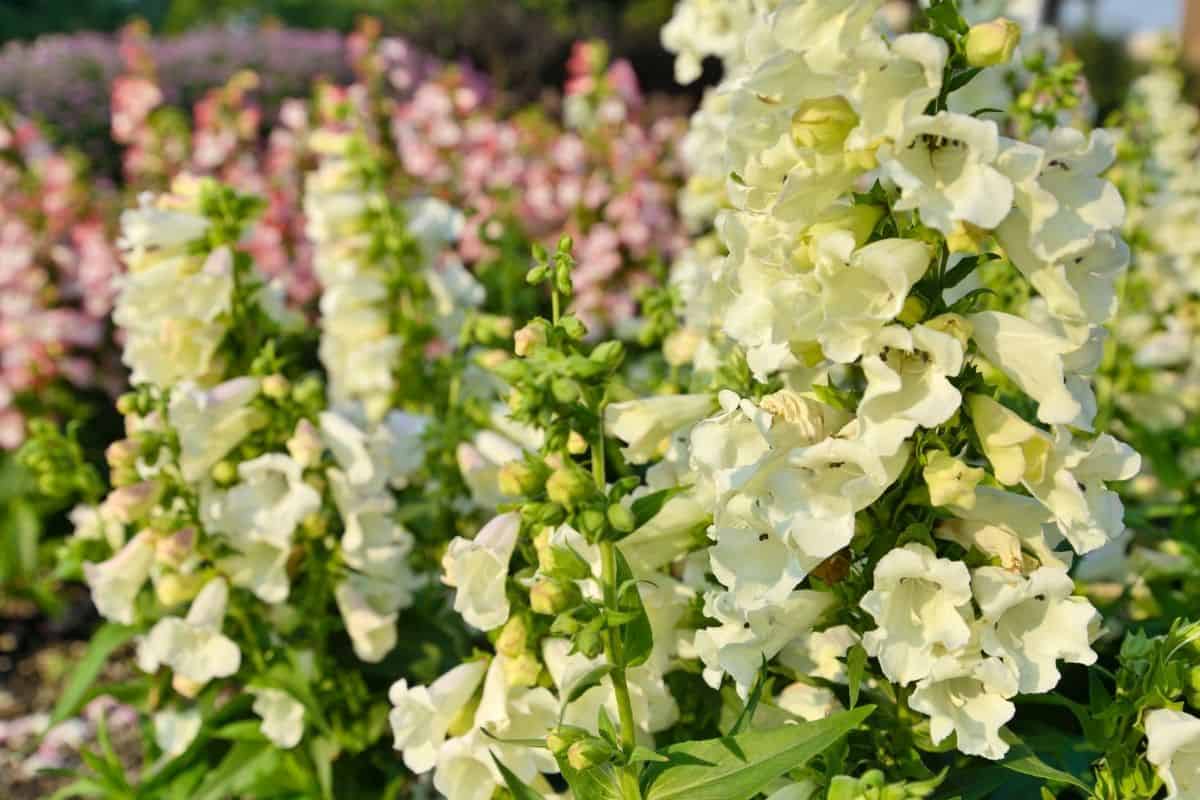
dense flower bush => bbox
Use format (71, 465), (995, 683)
(5, 2), (1200, 799)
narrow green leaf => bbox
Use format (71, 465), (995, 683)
(727, 659), (769, 736)
(643, 705), (874, 800)
(491, 752), (548, 800)
(46, 778), (107, 800)
(191, 741), (280, 800)
(629, 746), (669, 764)
(629, 487), (687, 531)
(50, 623), (136, 726)
(613, 548), (654, 669)
(846, 645), (867, 710)
(309, 736), (338, 800)
(998, 737), (1092, 792)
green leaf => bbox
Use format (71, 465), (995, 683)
(642, 705), (874, 800)
(491, 752), (548, 800)
(998, 737), (1092, 792)
(50, 622), (136, 726)
(613, 548), (654, 668)
(629, 487), (687, 531)
(554, 753), (624, 800)
(946, 67), (984, 93)
(46, 778), (107, 800)
(629, 746), (669, 764)
(942, 254), (997, 291)
(191, 740), (281, 800)
(308, 736), (338, 800)
(846, 645), (868, 710)
(727, 658), (768, 736)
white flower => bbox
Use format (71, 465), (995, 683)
(434, 728), (557, 800)
(320, 409), (430, 494)
(778, 625), (859, 683)
(425, 259), (484, 344)
(694, 589), (834, 696)
(153, 708), (202, 758)
(138, 578), (241, 691)
(118, 195), (210, 270)
(203, 453), (320, 556)
(861, 543), (973, 685)
(858, 323), (964, 455)
(969, 311), (1089, 426)
(456, 431), (526, 510)
(605, 394), (716, 464)
(334, 577), (398, 663)
(114, 247), (234, 387)
(442, 513), (520, 631)
(169, 378), (264, 481)
(661, 0), (760, 83)
(69, 504), (124, 550)
(972, 566), (1098, 694)
(967, 394), (1053, 485)
(847, 34), (947, 149)
(936, 486), (1071, 571)
(1145, 708), (1200, 799)
(83, 530), (156, 624)
(250, 688), (305, 749)
(389, 660), (489, 773)
(882, 112), (1014, 235)
(909, 651), (1018, 760)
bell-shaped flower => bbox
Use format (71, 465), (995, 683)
(861, 543), (974, 685)
(777, 681), (842, 722)
(214, 454), (320, 549)
(83, 530), (156, 624)
(909, 649), (1018, 760)
(434, 727), (559, 800)
(968, 394), (1053, 485)
(972, 565), (1099, 694)
(1145, 709), (1200, 799)
(442, 512), (520, 631)
(320, 409), (429, 495)
(1022, 429), (1141, 555)
(1018, 127), (1125, 262)
(169, 378), (265, 481)
(694, 589), (834, 696)
(778, 625), (859, 683)
(137, 577), (241, 691)
(858, 324), (964, 455)
(605, 394), (716, 464)
(969, 311), (1090, 426)
(847, 34), (947, 150)
(882, 112), (1014, 236)
(389, 660), (488, 773)
(334, 576), (399, 663)
(250, 688), (305, 749)
(936, 486), (1072, 571)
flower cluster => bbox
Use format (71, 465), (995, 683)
(656, 0), (1139, 762)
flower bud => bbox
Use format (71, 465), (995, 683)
(503, 650), (543, 687)
(286, 419), (323, 469)
(499, 461), (540, 498)
(514, 321), (548, 357)
(260, 374), (290, 400)
(663, 328), (701, 367)
(211, 460), (238, 487)
(567, 738), (616, 771)
(559, 315), (588, 341)
(925, 313), (973, 351)
(552, 378), (581, 403)
(154, 571), (205, 607)
(576, 507), (608, 540)
(539, 544), (593, 581)
(589, 341), (625, 371)
(105, 439), (138, 471)
(496, 615), (529, 658)
(530, 578), (581, 615)
(791, 95), (858, 151)
(546, 467), (593, 508)
(897, 295), (927, 325)
(606, 503), (636, 534)
(546, 726), (589, 757)
(965, 18), (1021, 68)
(155, 526), (196, 568)
(566, 431), (589, 455)
(101, 480), (161, 523)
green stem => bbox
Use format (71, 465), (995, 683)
(552, 288), (561, 325)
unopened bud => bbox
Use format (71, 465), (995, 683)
(499, 461), (542, 497)
(530, 578), (581, 615)
(503, 650), (542, 687)
(155, 526), (195, 568)
(105, 439), (138, 470)
(589, 341), (625, 371)
(514, 322), (547, 357)
(559, 315), (587, 341)
(566, 431), (589, 455)
(567, 738), (615, 771)
(546, 467), (593, 508)
(965, 17), (1021, 68)
(897, 295), (927, 325)
(261, 374), (290, 399)
(546, 726), (589, 757)
(287, 419), (323, 469)
(154, 571), (205, 607)
(116, 393), (139, 416)
(663, 328), (701, 367)
(606, 504), (636, 534)
(496, 615), (528, 658)
(925, 313), (973, 351)
(211, 460), (238, 487)
(791, 95), (858, 151)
